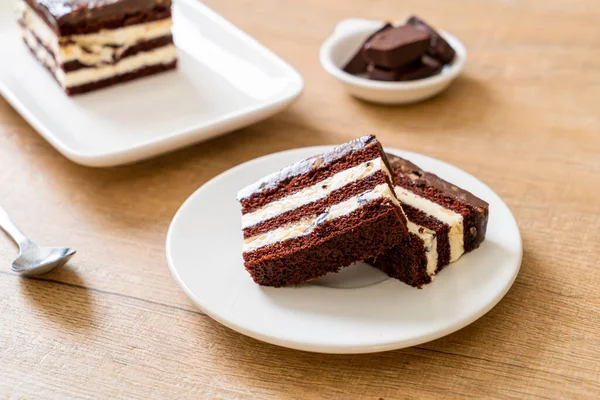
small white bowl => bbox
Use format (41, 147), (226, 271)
(319, 18), (467, 104)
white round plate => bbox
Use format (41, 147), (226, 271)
(166, 147), (522, 354)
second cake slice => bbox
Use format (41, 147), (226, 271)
(370, 154), (489, 287)
(237, 135), (409, 287)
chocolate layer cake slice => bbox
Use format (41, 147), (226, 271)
(16, 0), (177, 95)
(370, 154), (489, 287)
(237, 136), (410, 287)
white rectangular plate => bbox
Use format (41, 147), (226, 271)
(0, 0), (303, 167)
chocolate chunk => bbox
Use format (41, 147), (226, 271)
(406, 16), (455, 64)
(342, 23), (393, 74)
(363, 25), (431, 69)
(367, 55), (442, 82)
(366, 64), (399, 82)
(398, 55), (442, 81)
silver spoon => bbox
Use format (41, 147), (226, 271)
(0, 205), (75, 275)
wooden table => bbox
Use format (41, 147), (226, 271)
(1, 0), (599, 398)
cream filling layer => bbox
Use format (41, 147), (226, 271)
(21, 26), (58, 73)
(22, 27), (176, 88)
(243, 183), (397, 253)
(16, 0), (60, 54)
(394, 186), (464, 262)
(242, 158), (386, 229)
(405, 221), (438, 277)
(17, 0), (173, 66)
(60, 45), (176, 87)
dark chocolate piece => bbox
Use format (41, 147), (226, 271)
(397, 55), (442, 81)
(366, 64), (398, 82)
(342, 23), (392, 74)
(406, 16), (455, 64)
(363, 25), (431, 69)
(367, 55), (442, 82)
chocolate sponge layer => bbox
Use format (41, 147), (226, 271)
(244, 199), (408, 287)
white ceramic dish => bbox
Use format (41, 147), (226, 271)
(0, 0), (303, 167)
(166, 146), (522, 354)
(320, 18), (466, 104)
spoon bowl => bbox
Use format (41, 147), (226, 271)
(12, 245), (76, 275)
(1, 205), (76, 276)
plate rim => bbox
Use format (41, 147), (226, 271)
(0, 0), (304, 167)
(166, 146), (523, 354)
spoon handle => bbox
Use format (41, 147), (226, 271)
(0, 205), (32, 249)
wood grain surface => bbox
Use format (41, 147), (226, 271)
(1, 0), (599, 398)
